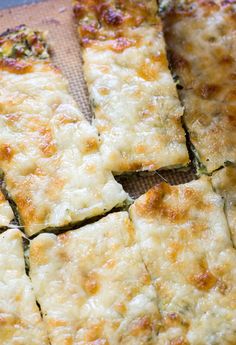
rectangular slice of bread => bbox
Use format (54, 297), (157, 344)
(161, 0), (236, 173)
(29, 212), (160, 345)
(0, 25), (127, 236)
(0, 229), (49, 345)
(74, 0), (189, 173)
(130, 177), (236, 344)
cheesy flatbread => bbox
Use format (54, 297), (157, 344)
(29, 212), (160, 345)
(161, 0), (236, 173)
(0, 190), (13, 227)
(130, 178), (236, 344)
(74, 0), (189, 173)
(0, 25), (127, 236)
(212, 166), (236, 247)
(0, 229), (49, 345)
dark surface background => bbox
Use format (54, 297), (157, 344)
(0, 0), (40, 9)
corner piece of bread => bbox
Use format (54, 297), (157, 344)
(130, 176), (236, 344)
(0, 25), (127, 236)
(73, 0), (189, 173)
(161, 0), (236, 174)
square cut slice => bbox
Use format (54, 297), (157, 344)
(130, 177), (236, 345)
(0, 191), (14, 227)
(212, 166), (236, 247)
(0, 25), (127, 236)
(29, 212), (160, 345)
(74, 0), (189, 173)
(0, 229), (49, 345)
(161, 0), (236, 173)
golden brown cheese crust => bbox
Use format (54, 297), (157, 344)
(74, 0), (189, 173)
(73, 0), (158, 47)
(0, 229), (49, 345)
(130, 177), (236, 344)
(161, 0), (236, 173)
(0, 26), (127, 236)
(212, 166), (236, 247)
(29, 212), (161, 344)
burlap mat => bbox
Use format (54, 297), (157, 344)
(0, 0), (196, 199)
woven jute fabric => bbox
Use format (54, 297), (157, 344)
(0, 0), (196, 199)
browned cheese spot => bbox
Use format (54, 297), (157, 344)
(39, 128), (57, 157)
(219, 55), (234, 65)
(163, 312), (189, 331)
(130, 316), (152, 336)
(225, 89), (236, 102)
(135, 183), (185, 223)
(73, 3), (86, 19)
(0, 58), (33, 74)
(83, 271), (100, 295)
(63, 338), (73, 345)
(136, 184), (212, 225)
(114, 302), (127, 315)
(135, 183), (171, 218)
(167, 241), (183, 263)
(15, 193), (36, 229)
(137, 53), (168, 81)
(0, 144), (14, 162)
(14, 178), (51, 229)
(102, 8), (124, 26)
(0, 192), (6, 203)
(85, 321), (109, 344)
(30, 241), (51, 265)
(171, 52), (190, 71)
(170, 336), (190, 345)
(200, 0), (220, 15)
(84, 138), (99, 153)
(79, 25), (99, 47)
(198, 84), (221, 99)
(48, 318), (67, 327)
(190, 270), (217, 291)
(110, 37), (135, 53)
(124, 217), (135, 245)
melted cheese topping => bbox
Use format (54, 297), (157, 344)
(74, 0), (189, 173)
(0, 191), (14, 227)
(0, 229), (49, 345)
(212, 166), (236, 247)
(130, 178), (236, 344)
(0, 29), (127, 236)
(29, 212), (160, 345)
(161, 0), (236, 173)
